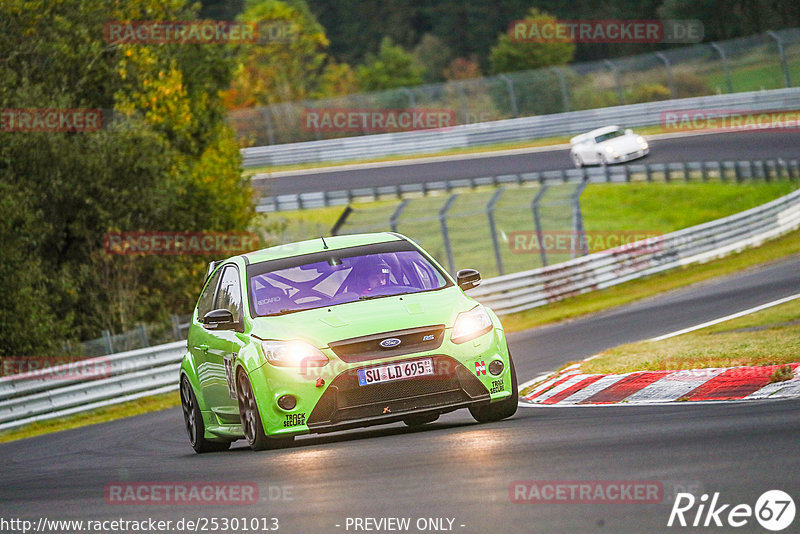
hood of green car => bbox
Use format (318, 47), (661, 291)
(249, 286), (473, 348)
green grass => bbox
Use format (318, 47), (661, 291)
(0, 391), (180, 444)
(580, 300), (800, 375)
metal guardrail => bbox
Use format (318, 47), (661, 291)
(242, 87), (800, 169)
(257, 157), (800, 212)
(1, 185), (799, 431)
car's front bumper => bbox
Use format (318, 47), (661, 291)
(609, 147), (649, 163)
(249, 326), (512, 438)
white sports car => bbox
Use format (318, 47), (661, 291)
(569, 126), (649, 167)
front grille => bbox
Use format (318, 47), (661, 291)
(328, 325), (445, 363)
(307, 355), (489, 428)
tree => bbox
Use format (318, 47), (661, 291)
(0, 0), (254, 352)
(413, 34), (454, 83)
(223, 0), (358, 108)
(357, 37), (425, 92)
(489, 7), (575, 74)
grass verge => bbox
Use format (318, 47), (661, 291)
(580, 299), (800, 375)
(0, 391), (180, 444)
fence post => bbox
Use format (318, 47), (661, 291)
(531, 185), (549, 267)
(171, 314), (181, 340)
(550, 67), (570, 112)
(138, 324), (149, 348)
(710, 42), (733, 93)
(390, 199), (410, 232)
(487, 187), (506, 276)
(439, 194), (459, 274)
(767, 31), (792, 88)
(259, 107), (276, 145)
(400, 87), (416, 108)
(571, 178), (590, 258)
(655, 52), (677, 98)
(102, 330), (114, 355)
(603, 59), (625, 105)
(498, 74), (519, 118)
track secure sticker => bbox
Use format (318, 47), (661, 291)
(490, 379), (505, 394)
(283, 413), (306, 427)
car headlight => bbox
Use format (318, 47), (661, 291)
(451, 306), (493, 344)
(636, 136), (648, 148)
(261, 340), (329, 369)
(605, 145), (615, 153)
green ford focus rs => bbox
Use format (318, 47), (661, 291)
(179, 232), (517, 453)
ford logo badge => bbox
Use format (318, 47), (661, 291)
(379, 338), (401, 348)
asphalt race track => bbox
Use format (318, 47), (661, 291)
(2, 255), (798, 533)
(260, 130), (800, 196)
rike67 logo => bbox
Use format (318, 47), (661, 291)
(668, 490), (795, 531)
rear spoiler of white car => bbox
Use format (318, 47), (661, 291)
(569, 133), (591, 145)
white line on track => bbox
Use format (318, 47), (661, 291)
(649, 292), (800, 341)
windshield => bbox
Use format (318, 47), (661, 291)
(248, 244), (449, 316)
(594, 129), (625, 143)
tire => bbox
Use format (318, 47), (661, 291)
(236, 369), (294, 451)
(180, 375), (231, 453)
(572, 152), (583, 168)
(469, 353), (518, 423)
(403, 413), (439, 427)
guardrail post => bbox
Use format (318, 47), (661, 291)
(571, 178), (590, 258)
(767, 31), (792, 88)
(701, 161), (709, 182)
(487, 188), (506, 275)
(440, 194), (459, 274)
(655, 52), (677, 98)
(390, 199), (410, 232)
(709, 42), (733, 93)
(531, 185), (549, 267)
(682, 162), (689, 182)
(735, 162), (743, 183)
(645, 163), (652, 182)
(498, 74), (519, 118)
(550, 67), (570, 112)
(603, 59), (625, 105)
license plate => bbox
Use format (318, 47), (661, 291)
(357, 358), (434, 386)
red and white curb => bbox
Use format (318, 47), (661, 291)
(520, 363), (800, 406)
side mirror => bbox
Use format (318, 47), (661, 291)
(456, 269), (481, 291)
(625, 129), (633, 135)
(202, 308), (235, 330)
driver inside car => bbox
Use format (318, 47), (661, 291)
(360, 258), (392, 295)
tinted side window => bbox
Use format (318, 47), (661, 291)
(197, 268), (222, 319)
(215, 265), (243, 323)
